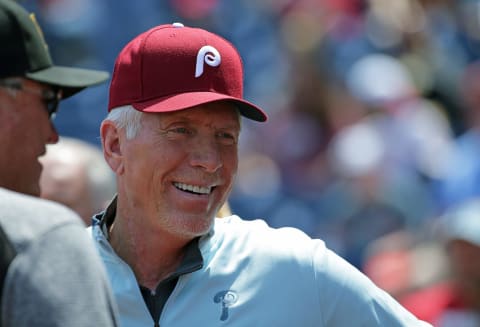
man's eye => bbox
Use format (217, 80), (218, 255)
(171, 127), (190, 134)
(217, 132), (237, 144)
(162, 127), (193, 139)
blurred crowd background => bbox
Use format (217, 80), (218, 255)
(18, 0), (480, 324)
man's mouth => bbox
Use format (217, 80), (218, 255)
(173, 182), (213, 195)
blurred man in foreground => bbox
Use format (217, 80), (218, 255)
(0, 1), (118, 325)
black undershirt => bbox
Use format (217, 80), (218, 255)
(139, 276), (178, 327)
(138, 238), (203, 325)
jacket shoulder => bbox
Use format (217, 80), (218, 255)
(0, 188), (84, 248)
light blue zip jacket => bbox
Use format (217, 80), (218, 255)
(89, 215), (431, 327)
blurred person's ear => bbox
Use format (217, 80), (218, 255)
(100, 121), (123, 175)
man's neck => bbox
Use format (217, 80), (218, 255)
(108, 213), (190, 291)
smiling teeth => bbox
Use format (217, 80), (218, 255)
(174, 182), (212, 194)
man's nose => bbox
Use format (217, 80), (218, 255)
(190, 138), (223, 173)
(47, 122), (59, 144)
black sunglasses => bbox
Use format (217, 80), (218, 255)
(0, 78), (62, 120)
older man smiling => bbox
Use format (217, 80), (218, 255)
(89, 22), (431, 327)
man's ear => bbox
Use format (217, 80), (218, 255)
(100, 120), (124, 175)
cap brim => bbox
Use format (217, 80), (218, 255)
(25, 65), (109, 99)
(132, 92), (267, 122)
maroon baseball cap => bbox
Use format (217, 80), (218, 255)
(108, 23), (267, 122)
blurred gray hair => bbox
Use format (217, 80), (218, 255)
(105, 105), (143, 139)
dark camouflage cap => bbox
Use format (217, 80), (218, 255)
(0, 0), (109, 98)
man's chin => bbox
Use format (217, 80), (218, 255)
(10, 183), (41, 197)
(180, 214), (215, 237)
(25, 184), (41, 197)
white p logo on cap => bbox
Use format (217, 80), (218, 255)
(195, 45), (221, 78)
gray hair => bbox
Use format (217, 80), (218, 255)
(104, 105), (143, 139)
